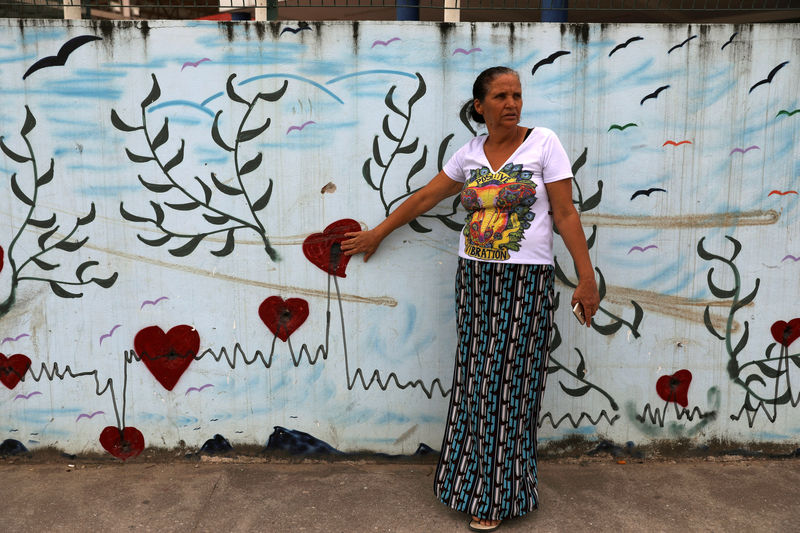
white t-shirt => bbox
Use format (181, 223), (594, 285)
(443, 127), (573, 265)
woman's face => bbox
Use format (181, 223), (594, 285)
(474, 73), (522, 130)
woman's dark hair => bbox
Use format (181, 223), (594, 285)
(464, 66), (520, 124)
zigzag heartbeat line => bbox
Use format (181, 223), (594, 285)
(635, 401), (715, 426)
(730, 392), (800, 427)
(538, 410), (620, 429)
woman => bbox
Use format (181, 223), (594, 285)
(341, 66), (599, 531)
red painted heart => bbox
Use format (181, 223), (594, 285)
(0, 353), (31, 390)
(302, 219), (361, 278)
(0, 245), (4, 274)
(259, 296), (309, 342)
(134, 325), (200, 391)
(656, 369), (692, 408)
(770, 319), (800, 348)
(99, 426), (145, 461)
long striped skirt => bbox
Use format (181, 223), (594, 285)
(434, 258), (555, 521)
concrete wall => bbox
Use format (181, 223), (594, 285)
(1, 19), (798, 457)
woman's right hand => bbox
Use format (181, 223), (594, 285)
(341, 228), (384, 262)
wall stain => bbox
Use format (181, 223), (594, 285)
(580, 209), (779, 228)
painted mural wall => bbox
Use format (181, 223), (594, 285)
(0, 19), (798, 458)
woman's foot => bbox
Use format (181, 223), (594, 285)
(468, 516), (502, 531)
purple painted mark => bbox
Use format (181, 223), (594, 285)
(99, 324), (121, 346)
(1, 333), (30, 345)
(181, 58), (211, 71)
(453, 48), (481, 56)
(140, 296), (169, 309)
(287, 121), (316, 134)
(185, 383), (214, 396)
(371, 37), (401, 48)
(782, 255), (800, 262)
(76, 411), (105, 421)
(729, 145), (759, 155)
(14, 391), (42, 401)
(628, 245), (658, 254)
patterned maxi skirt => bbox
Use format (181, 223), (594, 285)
(434, 258), (555, 521)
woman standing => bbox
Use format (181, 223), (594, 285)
(341, 66), (599, 531)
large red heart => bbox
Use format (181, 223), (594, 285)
(99, 426), (145, 461)
(770, 319), (800, 347)
(134, 325), (200, 391)
(258, 296), (309, 342)
(656, 369), (692, 408)
(302, 219), (361, 277)
(0, 353), (31, 390)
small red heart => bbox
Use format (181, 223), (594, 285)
(302, 219), (361, 277)
(770, 319), (800, 348)
(258, 296), (309, 342)
(99, 426), (145, 461)
(656, 369), (692, 408)
(134, 325), (200, 391)
(0, 353), (31, 390)
(0, 245), (4, 274)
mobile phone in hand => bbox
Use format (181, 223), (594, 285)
(572, 302), (586, 325)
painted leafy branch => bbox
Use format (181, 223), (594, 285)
(113, 73), (287, 262)
(362, 73), (463, 233)
(554, 147), (644, 338)
(0, 106), (117, 319)
(697, 236), (799, 425)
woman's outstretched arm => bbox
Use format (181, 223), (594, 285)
(341, 171), (463, 262)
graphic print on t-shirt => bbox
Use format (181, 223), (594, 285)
(460, 162), (536, 261)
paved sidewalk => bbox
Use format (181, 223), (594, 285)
(1, 457), (797, 532)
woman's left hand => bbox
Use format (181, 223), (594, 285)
(571, 277), (600, 328)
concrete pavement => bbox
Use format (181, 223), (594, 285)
(1, 455), (797, 532)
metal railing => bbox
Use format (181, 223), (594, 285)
(0, 0), (797, 22)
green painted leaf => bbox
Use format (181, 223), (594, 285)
(731, 321), (749, 357)
(75, 260), (99, 282)
(258, 80), (288, 102)
(596, 267), (607, 299)
(77, 203), (96, 226)
(110, 109), (141, 132)
(408, 218), (431, 233)
(382, 115), (400, 142)
(11, 174), (33, 206)
(36, 159), (55, 187)
(744, 373), (766, 388)
(396, 138), (419, 155)
(38, 227), (58, 250)
(50, 281), (82, 298)
(575, 348), (586, 378)
(120, 203), (151, 223)
(252, 180), (273, 211)
(707, 268), (736, 298)
(585, 225), (597, 249)
(151, 118), (169, 151)
(755, 360), (785, 379)
(581, 180), (603, 212)
(703, 306), (725, 340)
(571, 147), (588, 176)
(28, 214), (56, 228)
(558, 382), (592, 397)
(150, 202), (165, 225)
(630, 300), (644, 335)
(408, 72), (427, 107)
(726, 235), (742, 262)
(195, 177), (212, 204)
(549, 324), (562, 352)
(202, 213), (229, 225)
(437, 133), (455, 171)
(362, 159), (378, 190)
(125, 148), (154, 163)
(31, 257), (59, 271)
(592, 320), (624, 336)
(436, 215), (463, 232)
(372, 136), (385, 168)
(696, 237), (725, 263)
(210, 229), (235, 257)
(162, 139), (185, 172)
(0, 139), (28, 164)
(732, 279), (760, 314)
(141, 74), (161, 108)
(165, 200), (200, 211)
(92, 272), (118, 289)
(239, 152), (262, 176)
(553, 258), (576, 288)
(138, 175), (173, 193)
(458, 101), (477, 136)
(226, 74), (248, 105)
(211, 111), (234, 152)
(55, 237), (88, 252)
(238, 118), (271, 143)
(211, 173), (243, 195)
(137, 233), (172, 247)
(20, 106), (36, 137)
(384, 86), (407, 119)
(169, 235), (204, 257)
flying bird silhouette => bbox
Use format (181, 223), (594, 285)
(371, 37), (401, 48)
(181, 58), (211, 71)
(280, 23), (311, 35)
(729, 145), (759, 155)
(608, 36), (643, 57)
(630, 187), (667, 200)
(721, 32), (738, 51)
(627, 245), (658, 254)
(749, 61), (789, 94)
(22, 35), (102, 80)
(1, 333), (30, 345)
(667, 35), (697, 54)
(531, 51), (570, 76)
(640, 85), (669, 105)
(140, 296), (169, 309)
(608, 123), (638, 131)
(453, 48), (481, 55)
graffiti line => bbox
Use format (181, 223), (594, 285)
(1, 333), (30, 344)
(538, 411), (620, 429)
